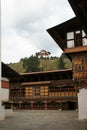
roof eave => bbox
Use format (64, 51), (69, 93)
(68, 0), (87, 34)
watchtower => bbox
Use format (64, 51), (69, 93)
(47, 0), (87, 119)
(47, 0), (87, 89)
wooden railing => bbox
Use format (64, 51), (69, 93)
(9, 88), (77, 101)
(49, 92), (77, 97)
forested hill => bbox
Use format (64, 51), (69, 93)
(7, 53), (72, 73)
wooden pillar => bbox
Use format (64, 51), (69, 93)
(11, 104), (13, 109)
(20, 89), (21, 97)
(30, 101), (34, 110)
(68, 87), (70, 96)
(44, 101), (47, 110)
(60, 87), (61, 96)
(19, 101), (22, 109)
(59, 100), (62, 110)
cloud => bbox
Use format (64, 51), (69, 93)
(1, 31), (40, 63)
(1, 0), (75, 63)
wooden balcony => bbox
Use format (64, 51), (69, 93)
(64, 46), (87, 54)
(9, 96), (77, 103)
(49, 92), (77, 97)
(51, 79), (73, 86)
(9, 91), (77, 101)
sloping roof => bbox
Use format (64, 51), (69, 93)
(47, 0), (87, 52)
(20, 68), (72, 76)
(47, 17), (82, 51)
(1, 62), (20, 78)
(68, 0), (87, 34)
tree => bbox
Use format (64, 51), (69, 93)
(58, 53), (66, 70)
(60, 53), (67, 59)
(23, 55), (40, 72)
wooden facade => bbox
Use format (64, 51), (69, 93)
(72, 53), (87, 79)
(47, 0), (87, 110)
(9, 69), (78, 110)
(1, 62), (20, 109)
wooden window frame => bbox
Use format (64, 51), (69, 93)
(74, 30), (82, 47)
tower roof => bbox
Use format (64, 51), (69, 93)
(47, 17), (82, 51)
(47, 0), (87, 56)
(68, 0), (87, 34)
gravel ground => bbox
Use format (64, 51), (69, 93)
(0, 110), (87, 130)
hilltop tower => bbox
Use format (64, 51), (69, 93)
(36, 50), (51, 58)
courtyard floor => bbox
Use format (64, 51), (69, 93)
(0, 110), (87, 130)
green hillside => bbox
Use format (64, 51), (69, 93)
(39, 58), (58, 71)
(7, 53), (72, 73)
(7, 61), (26, 73)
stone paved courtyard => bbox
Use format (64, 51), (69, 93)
(0, 110), (87, 130)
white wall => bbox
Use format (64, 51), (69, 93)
(1, 88), (9, 102)
(78, 88), (87, 119)
(0, 106), (5, 120)
(0, 87), (6, 120)
(0, 87), (1, 107)
(0, 77), (9, 120)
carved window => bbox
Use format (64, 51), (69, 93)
(83, 38), (87, 46)
(82, 30), (86, 37)
(67, 40), (74, 48)
(67, 30), (82, 48)
(82, 30), (87, 46)
(81, 66), (84, 72)
(67, 32), (74, 48)
(33, 87), (40, 96)
(67, 30), (87, 48)
(75, 65), (84, 72)
(82, 59), (84, 64)
(86, 73), (87, 78)
(86, 59), (87, 64)
(78, 66), (81, 72)
(67, 32), (74, 39)
(74, 31), (82, 46)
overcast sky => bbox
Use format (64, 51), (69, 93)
(1, 0), (75, 63)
